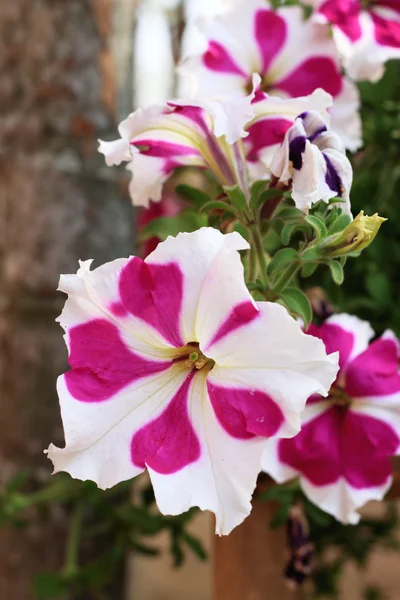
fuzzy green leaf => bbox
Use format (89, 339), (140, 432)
(304, 215), (328, 240)
(224, 184), (249, 214)
(280, 287), (313, 327)
(301, 246), (323, 262)
(327, 213), (352, 235)
(267, 248), (298, 277)
(175, 184), (210, 208)
(327, 260), (344, 285)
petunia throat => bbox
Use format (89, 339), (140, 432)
(174, 342), (215, 372)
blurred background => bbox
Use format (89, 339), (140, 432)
(1, 1), (400, 599)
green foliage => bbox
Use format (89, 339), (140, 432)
(322, 61), (400, 335)
(0, 474), (207, 599)
(139, 211), (208, 242)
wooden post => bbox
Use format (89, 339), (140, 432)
(214, 494), (300, 600)
(0, 0), (131, 596)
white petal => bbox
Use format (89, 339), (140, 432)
(302, 477), (392, 524)
(206, 302), (339, 437)
(98, 138), (132, 166)
(146, 228), (249, 343)
(330, 78), (362, 152)
(126, 155), (165, 208)
(325, 313), (374, 362)
(149, 369), (265, 535)
(47, 365), (189, 489)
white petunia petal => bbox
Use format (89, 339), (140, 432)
(149, 369), (265, 535)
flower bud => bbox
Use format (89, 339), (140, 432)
(320, 211), (386, 258)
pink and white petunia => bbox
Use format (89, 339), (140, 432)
(309, 0), (400, 82)
(47, 228), (338, 535)
(99, 79), (333, 207)
(270, 110), (353, 213)
(262, 313), (400, 524)
(180, 0), (362, 151)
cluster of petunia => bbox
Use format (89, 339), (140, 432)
(47, 0), (400, 535)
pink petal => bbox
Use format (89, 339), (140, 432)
(245, 117), (293, 163)
(308, 321), (355, 371)
(345, 337), (400, 398)
(132, 139), (202, 158)
(342, 410), (399, 488)
(131, 373), (201, 474)
(206, 301), (259, 348)
(371, 12), (400, 48)
(278, 407), (341, 486)
(275, 56), (343, 99)
(254, 9), (287, 76)
(279, 405), (399, 489)
(207, 383), (285, 440)
(65, 319), (171, 402)
(119, 258), (184, 347)
(319, 0), (363, 42)
(202, 40), (248, 77)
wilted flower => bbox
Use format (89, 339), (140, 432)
(309, 0), (400, 82)
(262, 313), (400, 524)
(270, 110), (353, 213)
(47, 228), (338, 535)
(320, 211), (386, 257)
(99, 79), (332, 207)
(180, 0), (362, 151)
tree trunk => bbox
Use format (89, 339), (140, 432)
(0, 0), (132, 597)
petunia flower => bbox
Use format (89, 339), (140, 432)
(262, 313), (400, 524)
(270, 110), (353, 213)
(46, 228), (338, 535)
(99, 78), (332, 207)
(180, 0), (362, 151)
(308, 0), (400, 82)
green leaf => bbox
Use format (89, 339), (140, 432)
(32, 573), (68, 599)
(130, 541), (159, 556)
(200, 199), (241, 218)
(304, 215), (328, 241)
(259, 484), (297, 503)
(224, 184), (249, 214)
(281, 222), (307, 246)
(280, 288), (312, 327)
(301, 245), (323, 262)
(327, 213), (352, 235)
(267, 248), (298, 277)
(326, 260), (344, 285)
(249, 180), (268, 211)
(269, 502), (292, 529)
(301, 262), (318, 278)
(275, 206), (303, 221)
(138, 212), (208, 242)
(175, 184), (210, 208)
(182, 532), (207, 560)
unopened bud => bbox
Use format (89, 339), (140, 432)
(319, 211), (386, 258)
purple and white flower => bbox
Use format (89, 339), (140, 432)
(262, 313), (400, 524)
(270, 111), (352, 213)
(99, 79), (333, 207)
(180, 0), (362, 151)
(309, 0), (400, 82)
(47, 228), (338, 534)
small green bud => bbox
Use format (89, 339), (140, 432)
(319, 211), (386, 258)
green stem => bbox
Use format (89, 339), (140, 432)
(270, 262), (300, 296)
(22, 478), (72, 507)
(249, 224), (269, 287)
(246, 246), (257, 283)
(64, 501), (84, 578)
